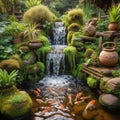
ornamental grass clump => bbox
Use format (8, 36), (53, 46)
(0, 69), (18, 89)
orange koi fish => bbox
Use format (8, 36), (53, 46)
(80, 96), (91, 100)
(84, 100), (96, 111)
(74, 99), (85, 105)
(59, 104), (66, 111)
(35, 88), (41, 93)
(33, 90), (40, 97)
(45, 106), (52, 112)
(68, 94), (73, 105)
(41, 109), (48, 115)
(74, 92), (83, 102)
(36, 98), (46, 104)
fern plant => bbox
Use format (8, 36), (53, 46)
(108, 3), (120, 23)
(25, 0), (41, 9)
(0, 69), (18, 89)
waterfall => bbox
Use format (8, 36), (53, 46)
(46, 22), (66, 76)
(52, 22), (66, 45)
(46, 45), (66, 76)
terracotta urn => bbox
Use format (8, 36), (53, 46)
(99, 42), (118, 67)
(108, 22), (119, 31)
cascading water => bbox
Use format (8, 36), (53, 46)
(46, 22), (67, 76)
(46, 45), (66, 76)
(52, 22), (66, 45)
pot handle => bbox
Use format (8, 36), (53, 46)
(102, 42), (116, 49)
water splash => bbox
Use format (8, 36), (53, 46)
(52, 22), (66, 45)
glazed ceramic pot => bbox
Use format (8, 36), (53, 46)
(99, 42), (118, 67)
(108, 22), (119, 31)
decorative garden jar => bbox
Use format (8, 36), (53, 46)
(99, 42), (118, 67)
(108, 22), (119, 31)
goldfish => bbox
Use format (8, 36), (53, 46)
(74, 92), (83, 102)
(41, 109), (48, 115)
(74, 99), (85, 105)
(80, 95), (91, 100)
(58, 104), (66, 111)
(36, 98), (46, 104)
(45, 106), (52, 112)
(82, 100), (97, 120)
(33, 90), (40, 97)
(68, 94), (73, 105)
(34, 88), (41, 93)
(84, 100), (96, 111)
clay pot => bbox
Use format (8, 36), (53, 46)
(28, 41), (43, 49)
(99, 42), (118, 67)
(108, 22), (119, 31)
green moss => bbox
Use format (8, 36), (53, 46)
(84, 48), (94, 58)
(63, 46), (77, 70)
(36, 46), (51, 62)
(67, 31), (75, 45)
(23, 4), (56, 24)
(72, 64), (84, 80)
(67, 8), (84, 25)
(1, 91), (32, 118)
(0, 59), (21, 72)
(87, 76), (99, 88)
(67, 23), (81, 32)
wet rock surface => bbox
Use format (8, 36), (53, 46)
(99, 94), (120, 109)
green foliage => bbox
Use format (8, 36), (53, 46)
(24, 0), (41, 10)
(63, 46), (77, 70)
(112, 69), (120, 77)
(0, 34), (15, 60)
(5, 21), (26, 38)
(0, 69), (18, 89)
(23, 4), (56, 24)
(96, 18), (109, 32)
(87, 76), (99, 88)
(23, 23), (39, 40)
(108, 3), (120, 23)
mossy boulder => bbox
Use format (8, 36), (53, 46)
(99, 94), (120, 109)
(67, 23), (81, 32)
(0, 59), (21, 72)
(100, 78), (120, 97)
(67, 8), (84, 25)
(1, 90), (33, 119)
(87, 76), (99, 88)
(23, 5), (56, 24)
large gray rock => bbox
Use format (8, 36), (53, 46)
(99, 94), (120, 109)
(100, 78), (120, 97)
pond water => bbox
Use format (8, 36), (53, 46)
(26, 75), (120, 120)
